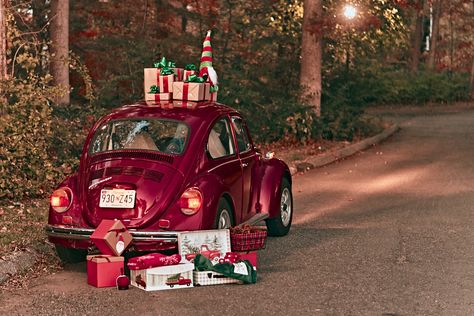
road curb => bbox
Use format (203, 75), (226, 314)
(290, 124), (400, 175)
(0, 248), (39, 285)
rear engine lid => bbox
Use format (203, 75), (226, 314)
(84, 159), (184, 228)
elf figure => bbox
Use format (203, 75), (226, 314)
(116, 234), (125, 255)
(198, 30), (218, 91)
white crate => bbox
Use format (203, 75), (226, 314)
(130, 263), (194, 291)
(193, 270), (243, 286)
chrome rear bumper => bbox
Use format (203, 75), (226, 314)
(45, 225), (178, 243)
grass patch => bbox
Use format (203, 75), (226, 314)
(0, 199), (50, 254)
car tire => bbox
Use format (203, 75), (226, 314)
(266, 177), (293, 237)
(214, 199), (234, 229)
(55, 245), (87, 264)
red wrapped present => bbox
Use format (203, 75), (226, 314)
(237, 251), (258, 269)
(204, 83), (218, 102)
(183, 64), (197, 81)
(127, 253), (182, 270)
(183, 69), (196, 81)
(173, 68), (184, 81)
(159, 74), (174, 93)
(230, 225), (267, 251)
(172, 82), (205, 101)
(144, 67), (182, 91)
(87, 255), (124, 288)
(144, 68), (160, 96)
(218, 251), (257, 269)
(90, 219), (132, 256)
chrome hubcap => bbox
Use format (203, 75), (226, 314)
(280, 188), (292, 227)
(218, 209), (231, 229)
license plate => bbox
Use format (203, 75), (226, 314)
(99, 189), (136, 208)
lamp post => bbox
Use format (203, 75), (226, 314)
(343, 4), (357, 20)
(342, 4), (357, 72)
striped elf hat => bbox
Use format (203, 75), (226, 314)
(199, 30), (213, 72)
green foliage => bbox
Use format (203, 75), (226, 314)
(0, 3), (99, 200)
(0, 76), (62, 199)
(2, 0), (472, 201)
(325, 63), (471, 107)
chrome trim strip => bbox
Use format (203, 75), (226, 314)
(45, 225), (178, 243)
(207, 157), (241, 173)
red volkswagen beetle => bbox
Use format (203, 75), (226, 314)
(46, 101), (293, 262)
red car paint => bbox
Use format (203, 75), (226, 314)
(46, 101), (291, 252)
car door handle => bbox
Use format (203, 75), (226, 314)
(242, 162), (248, 168)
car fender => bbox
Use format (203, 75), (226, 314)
(190, 173), (235, 229)
(253, 158), (291, 219)
(48, 174), (91, 228)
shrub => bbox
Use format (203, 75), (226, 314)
(0, 76), (63, 199)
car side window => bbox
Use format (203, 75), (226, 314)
(207, 118), (235, 159)
(231, 117), (251, 153)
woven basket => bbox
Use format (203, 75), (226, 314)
(230, 228), (267, 251)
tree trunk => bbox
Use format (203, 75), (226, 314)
(427, 0), (442, 71)
(409, 0), (424, 73)
(50, 0), (70, 106)
(0, 0), (7, 81)
(471, 1), (474, 99)
(470, 59), (474, 100)
(300, 0), (322, 117)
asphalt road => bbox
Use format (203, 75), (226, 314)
(1, 107), (474, 315)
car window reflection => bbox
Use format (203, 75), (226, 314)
(208, 118), (235, 159)
(90, 119), (189, 155)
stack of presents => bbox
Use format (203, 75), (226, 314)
(144, 30), (218, 104)
(87, 219), (266, 290)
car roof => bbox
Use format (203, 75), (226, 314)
(104, 100), (240, 125)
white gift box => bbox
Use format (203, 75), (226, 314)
(193, 270), (243, 286)
(178, 229), (231, 264)
(130, 263), (194, 291)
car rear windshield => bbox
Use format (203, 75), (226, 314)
(89, 119), (189, 155)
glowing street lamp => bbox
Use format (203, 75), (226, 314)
(342, 4), (357, 71)
(343, 4), (357, 20)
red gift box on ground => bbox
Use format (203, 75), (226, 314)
(237, 251), (258, 269)
(87, 255), (124, 288)
(90, 219), (132, 256)
(145, 92), (172, 102)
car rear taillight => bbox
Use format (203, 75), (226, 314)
(179, 188), (202, 215)
(50, 188), (73, 213)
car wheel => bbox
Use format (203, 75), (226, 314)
(266, 177), (293, 236)
(214, 199), (234, 229)
(55, 245), (87, 264)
